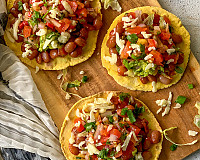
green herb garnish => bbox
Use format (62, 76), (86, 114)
(131, 52), (146, 60)
(140, 44), (145, 52)
(127, 110), (136, 123)
(84, 122), (96, 132)
(121, 107), (128, 115)
(175, 66), (184, 73)
(98, 148), (109, 159)
(106, 140), (111, 145)
(82, 76), (88, 83)
(42, 6), (52, 19)
(119, 123), (125, 128)
(116, 45), (120, 53)
(67, 80), (81, 88)
(133, 105), (145, 117)
(18, 1), (23, 11)
(170, 144), (177, 151)
(175, 96), (187, 104)
(120, 132), (127, 141)
(76, 157), (81, 159)
(110, 150), (115, 157)
(119, 92), (130, 101)
(127, 34), (138, 44)
(188, 84), (194, 89)
(108, 116), (114, 124)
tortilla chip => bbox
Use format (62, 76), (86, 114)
(59, 91), (163, 160)
(101, 6), (190, 91)
(4, 0), (101, 70)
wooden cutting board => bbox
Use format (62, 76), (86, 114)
(28, 0), (200, 159)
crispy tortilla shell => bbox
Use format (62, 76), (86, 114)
(4, 0), (101, 70)
(101, 6), (190, 91)
(59, 91), (163, 160)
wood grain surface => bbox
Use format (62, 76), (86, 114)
(28, 0), (200, 159)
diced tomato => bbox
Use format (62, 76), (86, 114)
(74, 118), (82, 124)
(127, 12), (136, 19)
(110, 129), (121, 139)
(148, 39), (157, 48)
(163, 53), (179, 64)
(127, 105), (134, 110)
(163, 15), (171, 25)
(23, 26), (32, 38)
(76, 8), (88, 17)
(121, 141), (136, 160)
(128, 125), (141, 135)
(46, 22), (54, 30)
(67, 0), (78, 12)
(19, 22), (24, 30)
(55, 18), (71, 33)
(90, 155), (98, 160)
(121, 41), (131, 59)
(127, 26), (147, 34)
(100, 136), (109, 145)
(38, 2), (44, 7)
(58, 4), (65, 10)
(115, 150), (123, 158)
(110, 96), (119, 105)
(149, 50), (163, 66)
(100, 128), (110, 137)
(160, 31), (171, 40)
(77, 1), (84, 9)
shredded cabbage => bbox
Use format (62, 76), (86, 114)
(163, 127), (198, 146)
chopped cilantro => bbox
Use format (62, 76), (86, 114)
(106, 140), (111, 145)
(188, 84), (194, 89)
(175, 96), (187, 104)
(133, 105), (145, 117)
(110, 150), (115, 157)
(127, 34), (138, 44)
(18, 1), (23, 11)
(169, 25), (173, 33)
(98, 148), (109, 159)
(120, 132), (127, 141)
(67, 80), (81, 88)
(84, 122), (96, 132)
(119, 123), (125, 128)
(108, 116), (114, 124)
(170, 144), (177, 151)
(175, 66), (184, 73)
(131, 52), (146, 60)
(42, 6), (52, 19)
(116, 45), (120, 53)
(76, 157), (81, 159)
(82, 76), (88, 83)
(121, 107), (128, 115)
(119, 92), (130, 101)
(43, 0), (47, 7)
(127, 110), (136, 123)
(140, 44), (145, 53)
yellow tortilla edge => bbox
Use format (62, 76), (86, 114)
(59, 91), (163, 160)
(101, 6), (190, 91)
(4, 0), (101, 70)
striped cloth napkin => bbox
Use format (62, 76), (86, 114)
(0, 44), (65, 160)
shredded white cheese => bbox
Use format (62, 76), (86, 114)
(152, 81), (157, 93)
(22, 44), (32, 58)
(69, 133), (75, 144)
(87, 143), (100, 155)
(61, 1), (73, 14)
(104, 53), (117, 65)
(80, 70), (85, 75)
(116, 143), (121, 152)
(23, 3), (29, 11)
(144, 54), (153, 61)
(123, 17), (138, 28)
(122, 131), (132, 151)
(88, 137), (94, 144)
(74, 121), (81, 127)
(107, 92), (113, 103)
(58, 31), (71, 43)
(13, 14), (22, 40)
(65, 92), (71, 100)
(145, 63), (154, 71)
(188, 130), (198, 137)
(57, 73), (63, 79)
(167, 48), (176, 55)
(116, 32), (125, 54)
(141, 31), (152, 39)
(166, 59), (174, 64)
(148, 46), (156, 52)
(36, 28), (47, 36)
(173, 103), (182, 109)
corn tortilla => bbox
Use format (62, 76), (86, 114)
(101, 6), (190, 91)
(4, 0), (101, 70)
(59, 91), (163, 160)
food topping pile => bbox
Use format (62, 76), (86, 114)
(69, 92), (162, 160)
(7, 0), (102, 64)
(105, 10), (184, 85)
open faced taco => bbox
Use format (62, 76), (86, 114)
(60, 91), (163, 160)
(101, 6), (190, 92)
(4, 0), (102, 70)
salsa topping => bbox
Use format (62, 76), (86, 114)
(68, 92), (162, 160)
(8, 0), (102, 64)
(105, 10), (185, 87)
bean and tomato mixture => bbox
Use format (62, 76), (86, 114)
(69, 93), (161, 160)
(9, 0), (102, 64)
(106, 11), (184, 85)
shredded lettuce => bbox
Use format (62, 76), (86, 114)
(101, 0), (122, 12)
(163, 127), (198, 146)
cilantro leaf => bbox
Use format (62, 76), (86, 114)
(84, 122), (96, 132)
(116, 45), (120, 53)
(82, 76), (88, 83)
(67, 80), (81, 88)
(133, 105), (145, 117)
(170, 144), (177, 151)
(119, 92), (130, 101)
(18, 1), (23, 11)
(127, 34), (138, 44)
(108, 116), (114, 124)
